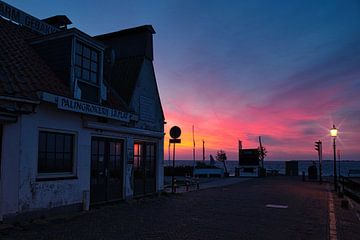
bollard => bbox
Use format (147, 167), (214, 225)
(196, 176), (200, 190)
(174, 177), (177, 193)
(302, 171), (305, 182)
(185, 174), (190, 192)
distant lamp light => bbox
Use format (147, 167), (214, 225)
(330, 125), (338, 137)
(330, 124), (338, 192)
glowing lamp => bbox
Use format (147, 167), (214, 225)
(330, 125), (338, 137)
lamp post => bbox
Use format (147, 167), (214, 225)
(330, 125), (338, 191)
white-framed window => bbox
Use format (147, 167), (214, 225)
(74, 40), (100, 103)
(37, 130), (76, 177)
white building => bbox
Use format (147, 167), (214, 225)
(0, 1), (164, 220)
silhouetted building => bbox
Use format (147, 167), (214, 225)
(285, 161), (299, 176)
(238, 149), (260, 177)
(0, 1), (164, 220)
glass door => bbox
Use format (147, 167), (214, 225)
(90, 137), (123, 204)
(133, 142), (156, 196)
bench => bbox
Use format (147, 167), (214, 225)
(348, 169), (360, 177)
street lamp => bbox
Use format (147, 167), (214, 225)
(330, 124), (338, 191)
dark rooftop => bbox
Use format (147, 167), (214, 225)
(0, 17), (71, 101)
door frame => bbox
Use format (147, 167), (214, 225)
(90, 136), (125, 204)
(133, 140), (157, 196)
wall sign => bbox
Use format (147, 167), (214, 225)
(57, 96), (130, 123)
(0, 1), (59, 35)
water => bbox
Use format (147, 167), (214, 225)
(165, 159), (360, 176)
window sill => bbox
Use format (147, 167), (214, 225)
(36, 175), (78, 182)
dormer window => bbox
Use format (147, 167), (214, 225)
(74, 41), (100, 103)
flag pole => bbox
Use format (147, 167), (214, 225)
(192, 125), (196, 166)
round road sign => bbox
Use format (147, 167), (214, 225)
(170, 126), (181, 139)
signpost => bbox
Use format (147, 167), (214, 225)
(169, 126), (181, 193)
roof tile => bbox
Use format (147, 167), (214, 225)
(0, 18), (70, 101)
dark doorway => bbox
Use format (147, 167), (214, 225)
(90, 137), (124, 204)
(134, 142), (156, 196)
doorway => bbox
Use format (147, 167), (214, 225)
(90, 137), (124, 204)
(133, 142), (156, 196)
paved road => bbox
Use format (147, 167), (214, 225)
(0, 177), (345, 240)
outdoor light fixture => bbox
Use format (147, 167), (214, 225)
(330, 124), (338, 191)
(330, 125), (338, 137)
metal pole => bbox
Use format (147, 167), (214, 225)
(202, 140), (205, 162)
(168, 140), (171, 167)
(338, 150), (341, 177)
(333, 138), (337, 191)
(192, 125), (195, 165)
(172, 141), (176, 193)
(318, 141), (322, 184)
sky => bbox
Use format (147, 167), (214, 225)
(6, 0), (360, 160)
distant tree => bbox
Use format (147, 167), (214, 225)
(216, 150), (228, 174)
(258, 146), (267, 169)
(258, 146), (267, 160)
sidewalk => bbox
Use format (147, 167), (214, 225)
(1, 176), (359, 239)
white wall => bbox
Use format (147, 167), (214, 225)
(18, 103), (91, 212)
(1, 120), (21, 215)
(131, 59), (165, 193)
(1, 100), (164, 216)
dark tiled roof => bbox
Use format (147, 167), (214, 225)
(0, 18), (71, 101)
(109, 57), (144, 105)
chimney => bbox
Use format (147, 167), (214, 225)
(42, 15), (72, 30)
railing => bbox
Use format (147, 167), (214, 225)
(339, 176), (360, 203)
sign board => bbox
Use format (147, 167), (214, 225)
(169, 139), (181, 144)
(0, 1), (59, 35)
(170, 126), (181, 139)
(239, 149), (260, 166)
(57, 96), (130, 122)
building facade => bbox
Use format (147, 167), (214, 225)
(0, 1), (164, 220)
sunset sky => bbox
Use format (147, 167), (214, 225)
(8, 0), (360, 160)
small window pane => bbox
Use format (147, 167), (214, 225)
(91, 62), (97, 72)
(82, 69), (89, 81)
(91, 51), (98, 61)
(75, 55), (82, 66)
(83, 59), (90, 69)
(90, 72), (97, 83)
(64, 135), (72, 152)
(115, 143), (121, 155)
(39, 132), (46, 152)
(64, 153), (72, 170)
(91, 140), (98, 155)
(56, 135), (64, 151)
(75, 67), (81, 78)
(99, 141), (104, 154)
(76, 43), (82, 54)
(83, 47), (91, 58)
(109, 142), (115, 155)
(47, 133), (55, 152)
(38, 152), (46, 169)
(46, 152), (55, 168)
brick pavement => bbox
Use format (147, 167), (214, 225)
(0, 177), (354, 240)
